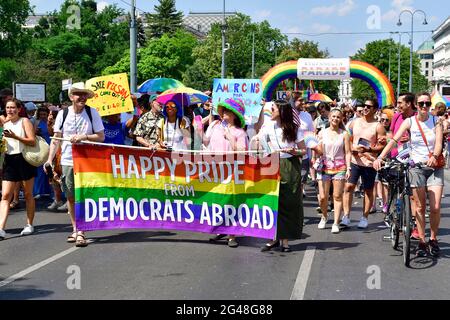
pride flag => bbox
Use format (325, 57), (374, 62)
(431, 90), (450, 107)
(73, 144), (280, 239)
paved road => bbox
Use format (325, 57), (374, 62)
(1, 175), (450, 300)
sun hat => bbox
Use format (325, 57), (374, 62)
(24, 102), (37, 111)
(69, 82), (95, 99)
(217, 98), (246, 128)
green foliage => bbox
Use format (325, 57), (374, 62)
(0, 0), (33, 57)
(0, 58), (17, 89)
(146, 0), (183, 39)
(351, 39), (429, 103)
(104, 30), (197, 85)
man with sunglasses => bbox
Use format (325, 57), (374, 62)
(342, 99), (386, 229)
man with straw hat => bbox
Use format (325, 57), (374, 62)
(44, 82), (104, 247)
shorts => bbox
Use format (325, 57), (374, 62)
(61, 165), (75, 199)
(301, 158), (310, 184)
(317, 171), (346, 181)
(347, 163), (377, 190)
(2, 153), (37, 182)
(408, 166), (444, 188)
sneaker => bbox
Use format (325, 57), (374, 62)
(20, 224), (34, 236)
(318, 217), (328, 229)
(411, 227), (420, 240)
(48, 200), (64, 211)
(340, 215), (351, 227)
(57, 202), (68, 212)
(0, 229), (5, 240)
(416, 242), (428, 257)
(428, 239), (440, 257)
(316, 206), (322, 214)
(331, 224), (340, 234)
(34, 194), (41, 200)
(357, 217), (368, 229)
(382, 204), (388, 214)
(369, 206), (377, 214)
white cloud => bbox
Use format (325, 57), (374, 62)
(337, 0), (356, 16)
(255, 10), (271, 20)
(382, 0), (414, 21)
(310, 0), (355, 17)
(97, 1), (109, 12)
(285, 26), (302, 34)
(312, 23), (333, 33)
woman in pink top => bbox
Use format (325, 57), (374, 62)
(205, 98), (248, 248)
(316, 108), (351, 234)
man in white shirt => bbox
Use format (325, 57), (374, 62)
(45, 82), (104, 247)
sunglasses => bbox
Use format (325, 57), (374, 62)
(417, 101), (432, 107)
(166, 104), (177, 109)
(380, 118), (389, 122)
(363, 104), (374, 109)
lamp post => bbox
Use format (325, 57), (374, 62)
(397, 9), (428, 92)
(221, 0), (226, 78)
(396, 32), (402, 101)
(130, 0), (137, 92)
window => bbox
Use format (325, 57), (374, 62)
(425, 70), (429, 76)
(425, 62), (429, 68)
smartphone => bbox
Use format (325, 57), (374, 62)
(357, 137), (371, 147)
(44, 163), (53, 178)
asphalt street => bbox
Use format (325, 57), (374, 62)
(1, 173), (450, 300)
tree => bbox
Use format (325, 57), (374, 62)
(146, 0), (183, 39)
(0, 0), (33, 57)
(104, 30), (197, 84)
(351, 39), (429, 103)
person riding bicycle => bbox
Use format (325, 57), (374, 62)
(373, 92), (444, 258)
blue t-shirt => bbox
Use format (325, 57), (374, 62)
(103, 121), (128, 145)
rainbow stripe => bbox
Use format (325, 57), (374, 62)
(432, 90), (450, 107)
(73, 144), (280, 239)
(261, 60), (396, 107)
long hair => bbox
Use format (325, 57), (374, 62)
(274, 100), (298, 143)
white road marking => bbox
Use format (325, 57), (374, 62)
(0, 247), (79, 288)
(290, 246), (316, 300)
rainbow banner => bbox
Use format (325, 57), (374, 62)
(73, 144), (280, 239)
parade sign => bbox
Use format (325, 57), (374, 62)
(212, 79), (263, 123)
(276, 91), (288, 100)
(13, 82), (46, 102)
(73, 144), (280, 239)
(86, 73), (134, 116)
(297, 58), (350, 80)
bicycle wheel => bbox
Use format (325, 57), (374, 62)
(402, 193), (412, 267)
(390, 220), (400, 250)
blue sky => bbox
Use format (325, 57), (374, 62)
(29, 0), (448, 57)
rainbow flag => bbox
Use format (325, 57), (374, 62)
(431, 90), (450, 107)
(73, 144), (280, 239)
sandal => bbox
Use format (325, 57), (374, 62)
(75, 232), (88, 247)
(9, 201), (20, 210)
(67, 232), (77, 243)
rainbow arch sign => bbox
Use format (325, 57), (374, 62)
(261, 60), (396, 107)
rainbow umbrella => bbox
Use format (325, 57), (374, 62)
(137, 78), (184, 94)
(431, 91), (450, 107)
(309, 93), (332, 103)
(156, 87), (210, 107)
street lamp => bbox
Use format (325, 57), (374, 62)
(221, 0), (226, 78)
(397, 9), (428, 92)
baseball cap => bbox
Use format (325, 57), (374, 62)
(24, 102), (37, 111)
(149, 94), (158, 102)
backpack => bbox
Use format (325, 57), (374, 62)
(59, 106), (93, 134)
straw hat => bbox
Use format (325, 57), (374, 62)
(69, 82), (95, 99)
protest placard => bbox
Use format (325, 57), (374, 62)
(86, 73), (134, 116)
(212, 79), (263, 123)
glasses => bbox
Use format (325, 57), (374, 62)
(363, 104), (374, 109)
(166, 103), (177, 109)
(417, 101), (432, 107)
(380, 118), (389, 123)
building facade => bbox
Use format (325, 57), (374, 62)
(417, 40), (434, 82)
(338, 79), (353, 105)
(432, 16), (450, 96)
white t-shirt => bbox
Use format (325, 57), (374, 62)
(297, 110), (314, 159)
(259, 120), (304, 158)
(54, 106), (104, 166)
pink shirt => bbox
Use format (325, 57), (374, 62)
(205, 120), (248, 152)
(390, 112), (416, 157)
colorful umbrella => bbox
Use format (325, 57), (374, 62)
(137, 78), (184, 94)
(431, 90), (450, 107)
(309, 93), (333, 103)
(156, 87), (210, 107)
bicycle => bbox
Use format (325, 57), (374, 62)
(379, 158), (414, 267)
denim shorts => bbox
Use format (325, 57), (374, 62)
(408, 166), (444, 188)
(347, 163), (377, 190)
